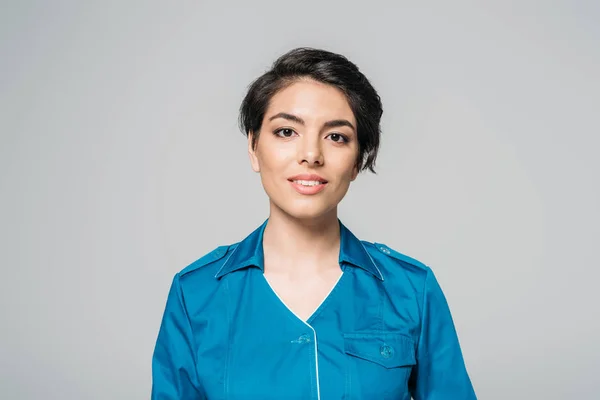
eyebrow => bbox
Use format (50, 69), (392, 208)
(268, 112), (356, 132)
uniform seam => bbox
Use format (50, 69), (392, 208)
(223, 278), (233, 399)
(176, 274), (204, 396)
(416, 268), (431, 359)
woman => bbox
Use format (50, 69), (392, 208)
(152, 48), (476, 399)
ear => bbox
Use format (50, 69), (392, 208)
(248, 132), (261, 173)
(350, 162), (359, 181)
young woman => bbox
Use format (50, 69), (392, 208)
(152, 48), (476, 400)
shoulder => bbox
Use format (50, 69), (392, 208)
(362, 240), (429, 270)
(360, 241), (443, 309)
(361, 240), (432, 280)
(178, 243), (237, 279)
(165, 244), (239, 316)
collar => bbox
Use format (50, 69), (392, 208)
(214, 219), (383, 280)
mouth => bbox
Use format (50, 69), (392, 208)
(288, 174), (328, 184)
(289, 179), (326, 187)
(287, 175), (328, 194)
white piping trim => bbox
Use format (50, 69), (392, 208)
(213, 244), (239, 278)
(359, 241), (385, 281)
(262, 272), (343, 400)
(308, 324), (320, 400)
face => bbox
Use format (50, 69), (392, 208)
(248, 79), (359, 221)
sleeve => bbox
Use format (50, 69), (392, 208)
(408, 268), (477, 399)
(151, 273), (203, 399)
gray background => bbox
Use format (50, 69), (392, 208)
(1, 1), (598, 399)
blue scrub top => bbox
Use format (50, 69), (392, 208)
(152, 220), (476, 399)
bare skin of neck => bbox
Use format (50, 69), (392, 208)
(261, 202), (343, 321)
(262, 203), (342, 277)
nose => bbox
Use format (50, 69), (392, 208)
(297, 135), (324, 166)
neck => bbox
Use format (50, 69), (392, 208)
(262, 203), (341, 272)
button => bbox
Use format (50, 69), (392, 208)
(299, 334), (311, 343)
(291, 334), (311, 344)
(380, 246), (391, 255)
(380, 344), (394, 358)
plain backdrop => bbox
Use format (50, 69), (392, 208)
(1, 1), (598, 399)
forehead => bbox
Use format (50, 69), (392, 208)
(265, 79), (355, 122)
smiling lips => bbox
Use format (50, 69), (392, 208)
(288, 174), (328, 195)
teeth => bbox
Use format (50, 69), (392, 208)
(294, 180), (323, 186)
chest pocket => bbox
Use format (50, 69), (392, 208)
(343, 332), (416, 399)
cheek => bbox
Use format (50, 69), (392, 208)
(258, 152), (287, 176)
(335, 152), (359, 183)
(256, 147), (293, 190)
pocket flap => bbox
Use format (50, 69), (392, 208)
(343, 332), (416, 369)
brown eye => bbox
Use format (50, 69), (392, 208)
(274, 128), (296, 138)
(327, 133), (348, 143)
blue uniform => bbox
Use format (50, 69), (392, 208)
(152, 220), (476, 399)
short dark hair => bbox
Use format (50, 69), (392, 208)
(239, 47), (383, 173)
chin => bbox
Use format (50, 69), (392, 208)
(275, 199), (338, 222)
(287, 209), (329, 222)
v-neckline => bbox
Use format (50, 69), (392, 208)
(260, 268), (346, 325)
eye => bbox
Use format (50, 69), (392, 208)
(274, 128), (297, 138)
(327, 133), (348, 143)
